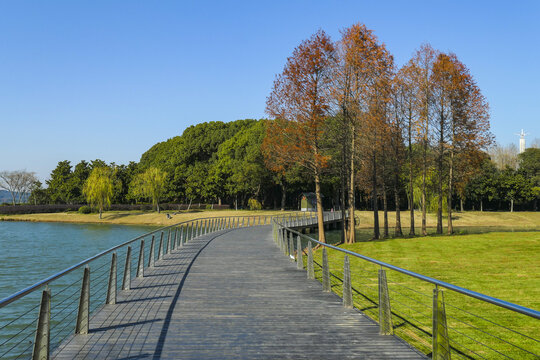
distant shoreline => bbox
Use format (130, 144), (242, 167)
(0, 210), (290, 226)
(1, 210), (539, 229)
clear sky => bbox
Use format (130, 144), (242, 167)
(1, 1), (538, 181)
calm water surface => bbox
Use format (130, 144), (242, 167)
(0, 221), (159, 299)
(0, 221), (160, 358)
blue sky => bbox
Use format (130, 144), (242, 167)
(1, 1), (538, 180)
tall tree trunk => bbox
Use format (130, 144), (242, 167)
(372, 153), (380, 240)
(436, 115), (444, 234)
(480, 199), (483, 212)
(460, 198), (464, 212)
(394, 181), (402, 237)
(510, 199), (514, 212)
(421, 141), (427, 236)
(99, 207), (103, 219)
(447, 148), (454, 234)
(348, 124), (356, 244)
(314, 170), (326, 243)
(408, 123), (415, 235)
(280, 178), (286, 211)
(382, 186), (389, 238)
(341, 156), (348, 244)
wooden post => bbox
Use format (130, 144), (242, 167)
(106, 253), (117, 305)
(75, 266), (90, 334)
(288, 231), (294, 261)
(307, 241), (314, 280)
(148, 235), (155, 268)
(322, 248), (330, 292)
(165, 229), (170, 254)
(122, 246), (131, 291)
(179, 226), (184, 247)
(158, 232), (163, 260)
(433, 288), (451, 360)
(378, 269), (394, 335)
(136, 239), (144, 278)
(32, 287), (51, 360)
(296, 235), (303, 270)
(343, 255), (353, 308)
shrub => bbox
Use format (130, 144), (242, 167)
(247, 199), (262, 210)
(78, 205), (92, 214)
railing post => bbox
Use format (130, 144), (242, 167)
(307, 241), (314, 280)
(158, 232), (163, 260)
(432, 287), (451, 360)
(173, 227), (178, 249)
(296, 235), (303, 270)
(227, 217), (231, 229)
(122, 246), (131, 291)
(148, 235), (155, 268)
(106, 253), (117, 305)
(378, 268), (394, 335)
(32, 286), (51, 360)
(136, 239), (144, 278)
(343, 255), (353, 308)
(165, 229), (170, 254)
(242, 217), (245, 227)
(75, 266), (90, 334)
(322, 247), (330, 292)
(288, 231), (294, 261)
(179, 226), (184, 247)
(189, 222), (193, 241)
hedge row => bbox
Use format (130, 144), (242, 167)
(0, 203), (230, 215)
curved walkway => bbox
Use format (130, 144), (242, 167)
(53, 226), (425, 359)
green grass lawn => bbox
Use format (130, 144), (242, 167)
(306, 230), (540, 359)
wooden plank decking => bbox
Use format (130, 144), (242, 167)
(52, 226), (425, 359)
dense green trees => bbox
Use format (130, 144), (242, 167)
(20, 117), (539, 215)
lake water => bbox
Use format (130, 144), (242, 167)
(0, 221), (160, 359)
(0, 221), (159, 300)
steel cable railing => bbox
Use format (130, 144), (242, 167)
(273, 215), (540, 360)
(0, 212), (303, 360)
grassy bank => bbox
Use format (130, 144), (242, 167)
(310, 231), (540, 358)
(0, 209), (290, 226)
(2, 209), (539, 229)
(354, 210), (540, 229)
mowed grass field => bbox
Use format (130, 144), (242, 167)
(311, 230), (540, 358)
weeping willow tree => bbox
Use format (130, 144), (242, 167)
(83, 166), (114, 219)
(130, 167), (167, 212)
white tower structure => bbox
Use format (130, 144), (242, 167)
(515, 129), (528, 154)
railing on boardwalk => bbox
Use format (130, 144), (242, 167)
(0, 212), (324, 360)
(272, 216), (540, 360)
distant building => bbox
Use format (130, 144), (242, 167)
(516, 129), (528, 154)
(300, 192), (319, 212)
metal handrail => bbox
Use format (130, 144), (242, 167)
(0, 212), (301, 309)
(273, 218), (540, 320)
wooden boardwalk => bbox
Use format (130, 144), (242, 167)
(52, 226), (425, 359)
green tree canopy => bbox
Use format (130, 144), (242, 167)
(83, 166), (115, 219)
(130, 167), (167, 212)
